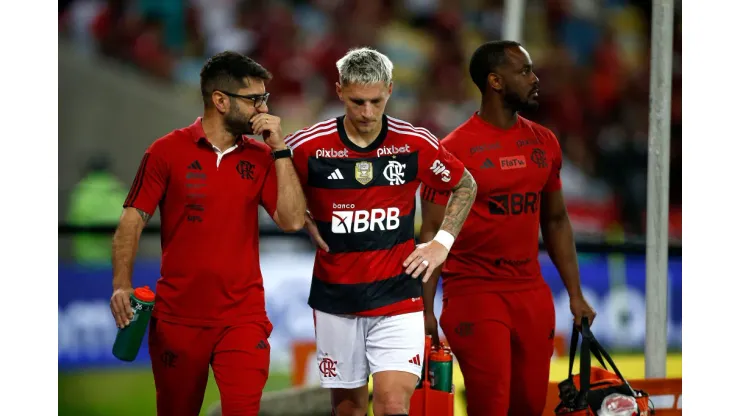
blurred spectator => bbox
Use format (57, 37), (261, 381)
(138, 0), (187, 53)
(59, 0), (682, 240)
(130, 13), (176, 80)
(90, 0), (132, 58)
(66, 154), (129, 266)
(191, 0), (259, 57)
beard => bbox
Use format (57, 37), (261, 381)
(503, 89), (539, 113)
(224, 107), (253, 137)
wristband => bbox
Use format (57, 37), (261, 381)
(433, 230), (455, 251)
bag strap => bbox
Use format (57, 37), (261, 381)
(577, 322), (591, 406)
(568, 321), (608, 377)
(577, 317), (637, 396)
(582, 323), (637, 395)
(568, 318), (597, 407)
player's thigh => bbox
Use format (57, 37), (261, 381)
(331, 386), (369, 416)
(211, 320), (273, 416)
(365, 312), (424, 382)
(440, 297), (512, 416)
(314, 309), (369, 389)
(371, 370), (419, 415)
(365, 312), (425, 413)
(507, 285), (556, 416)
(148, 318), (214, 416)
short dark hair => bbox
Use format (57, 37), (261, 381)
(468, 41), (521, 93)
(200, 51), (272, 106)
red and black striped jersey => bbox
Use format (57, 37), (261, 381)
(288, 115), (465, 316)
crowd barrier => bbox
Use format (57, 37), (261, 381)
(59, 249), (682, 373)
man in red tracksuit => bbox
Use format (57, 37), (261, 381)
(420, 41), (596, 416)
(109, 52), (306, 416)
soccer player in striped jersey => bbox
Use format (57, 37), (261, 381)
(288, 47), (477, 416)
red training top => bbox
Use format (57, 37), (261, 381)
(288, 115), (465, 317)
(421, 112), (563, 298)
(123, 117), (278, 326)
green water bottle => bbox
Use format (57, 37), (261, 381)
(112, 286), (155, 362)
(428, 345), (453, 393)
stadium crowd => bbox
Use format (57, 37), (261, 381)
(59, 0), (682, 240)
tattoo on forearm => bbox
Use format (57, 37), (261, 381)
(136, 209), (151, 224)
(440, 170), (477, 238)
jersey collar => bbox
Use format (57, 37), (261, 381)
(337, 114), (389, 153)
(471, 111), (523, 133)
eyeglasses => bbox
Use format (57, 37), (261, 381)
(218, 90), (270, 108)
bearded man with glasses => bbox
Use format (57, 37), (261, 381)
(110, 51), (305, 416)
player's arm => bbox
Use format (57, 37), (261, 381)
(111, 149), (168, 328)
(420, 198), (445, 312)
(539, 190), (581, 296)
(436, 169), (477, 242)
(279, 128), (329, 252)
(252, 114), (306, 232)
(419, 194), (448, 346)
(269, 156), (306, 232)
(540, 132), (595, 327)
(405, 168), (477, 282)
(405, 135), (476, 281)
(111, 207), (148, 328)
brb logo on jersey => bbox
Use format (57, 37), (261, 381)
(431, 160), (451, 183)
(331, 205), (400, 233)
(488, 192), (539, 215)
(316, 148), (349, 158)
(383, 160), (406, 185)
(376, 144), (411, 157)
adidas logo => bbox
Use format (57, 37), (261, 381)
(327, 168), (344, 180)
(408, 354), (421, 366)
(256, 340), (268, 350)
(480, 158), (495, 169)
(188, 160), (202, 170)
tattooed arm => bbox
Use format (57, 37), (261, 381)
(404, 169), (477, 282)
(437, 169), (477, 238)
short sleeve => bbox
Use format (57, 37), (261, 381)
(123, 147), (169, 215)
(543, 130), (563, 192)
(418, 143), (466, 192)
(260, 161), (278, 217)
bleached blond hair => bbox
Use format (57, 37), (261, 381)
(336, 47), (394, 86)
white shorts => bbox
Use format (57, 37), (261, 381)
(314, 309), (425, 389)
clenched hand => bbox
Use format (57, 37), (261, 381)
(250, 114), (284, 149)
